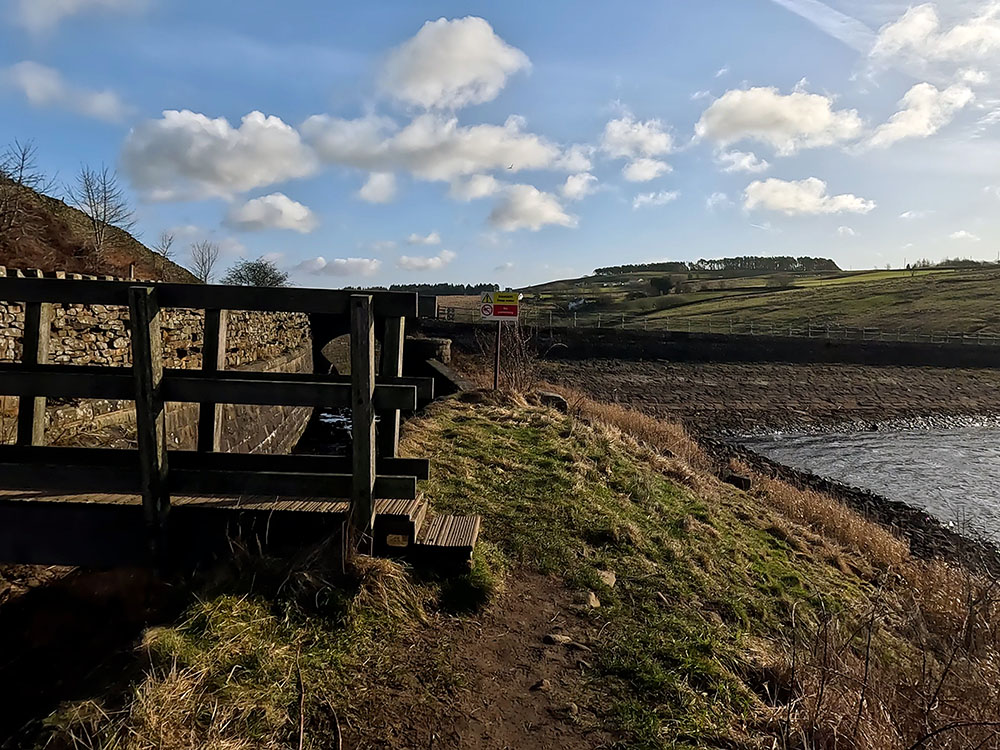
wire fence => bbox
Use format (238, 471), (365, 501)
(437, 306), (1000, 347)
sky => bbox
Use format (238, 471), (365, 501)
(2, 0), (1000, 287)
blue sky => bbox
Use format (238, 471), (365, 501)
(2, 0), (1000, 287)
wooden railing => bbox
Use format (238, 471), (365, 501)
(0, 276), (434, 561)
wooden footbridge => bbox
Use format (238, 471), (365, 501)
(0, 275), (480, 570)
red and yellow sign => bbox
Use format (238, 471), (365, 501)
(480, 292), (519, 320)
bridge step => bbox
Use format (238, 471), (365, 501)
(373, 497), (428, 554)
(413, 513), (482, 568)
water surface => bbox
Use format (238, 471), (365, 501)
(742, 426), (1000, 542)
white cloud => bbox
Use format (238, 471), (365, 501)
(561, 173), (598, 200)
(622, 158), (671, 182)
(448, 173), (501, 200)
(397, 249), (456, 271)
(3, 61), (131, 122)
(960, 67), (991, 85)
(867, 82), (974, 148)
(691, 90), (712, 101)
(122, 110), (317, 201)
(302, 112), (561, 182)
(837, 225), (857, 236)
(900, 209), (929, 219)
(632, 190), (680, 209)
(488, 184), (576, 231)
(369, 240), (398, 252)
(716, 65), (730, 78)
(715, 149), (771, 173)
(553, 144), (594, 172)
(601, 112), (674, 159)
(743, 177), (876, 215)
(225, 192), (318, 233)
(950, 229), (981, 240)
(872, 3), (1000, 64)
(706, 191), (731, 210)
(295, 256), (382, 276)
(494, 261), (515, 272)
(695, 86), (863, 155)
(765, 0), (876, 54)
(12, 0), (145, 32)
(379, 16), (530, 109)
(407, 231), (441, 245)
(358, 172), (397, 203)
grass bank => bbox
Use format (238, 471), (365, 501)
(40, 391), (1000, 749)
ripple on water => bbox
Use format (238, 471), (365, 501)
(741, 425), (1000, 542)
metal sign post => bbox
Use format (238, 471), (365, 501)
(481, 292), (520, 390)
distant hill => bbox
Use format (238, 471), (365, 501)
(0, 178), (197, 282)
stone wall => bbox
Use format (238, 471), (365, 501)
(424, 320), (1000, 369)
(0, 267), (315, 454)
(0, 267), (308, 369)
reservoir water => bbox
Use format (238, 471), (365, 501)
(741, 425), (1000, 542)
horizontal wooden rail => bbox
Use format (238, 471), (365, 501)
(0, 461), (417, 499)
(0, 364), (428, 410)
(0, 445), (429, 479)
(0, 278), (419, 317)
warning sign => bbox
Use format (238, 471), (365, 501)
(480, 292), (519, 321)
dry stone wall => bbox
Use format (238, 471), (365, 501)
(0, 266), (314, 454)
(0, 266), (308, 368)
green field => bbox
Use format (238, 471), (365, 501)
(502, 267), (1000, 334)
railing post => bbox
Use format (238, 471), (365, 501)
(15, 301), (52, 446)
(197, 308), (227, 452)
(350, 294), (376, 551)
(378, 315), (405, 459)
(129, 286), (170, 560)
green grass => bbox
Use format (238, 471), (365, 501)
(404, 394), (871, 747)
(43, 394), (936, 749)
(513, 267), (1000, 333)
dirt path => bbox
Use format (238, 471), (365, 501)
(438, 573), (611, 749)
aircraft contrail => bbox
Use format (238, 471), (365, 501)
(767, 0), (876, 54)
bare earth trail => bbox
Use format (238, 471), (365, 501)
(538, 359), (1000, 433)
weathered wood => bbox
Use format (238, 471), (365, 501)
(171, 470), (415, 499)
(0, 277), (419, 317)
(164, 375), (416, 410)
(0, 445), (429, 480)
(351, 294), (377, 546)
(0, 364), (422, 408)
(15, 301), (52, 446)
(197, 308), (227, 452)
(378, 316), (405, 459)
(128, 286), (170, 547)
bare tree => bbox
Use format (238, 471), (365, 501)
(0, 139), (54, 238)
(190, 240), (220, 282)
(153, 231), (175, 260)
(66, 164), (136, 259)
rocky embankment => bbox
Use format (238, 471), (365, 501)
(538, 359), (1000, 433)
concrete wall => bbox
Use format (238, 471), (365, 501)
(424, 321), (1000, 369)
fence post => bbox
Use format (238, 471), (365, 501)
(621, 313), (625, 329)
(129, 286), (170, 561)
(729, 319), (734, 335)
(15, 301), (52, 446)
(574, 312), (577, 328)
(197, 308), (228, 452)
(378, 315), (405, 459)
(350, 294), (376, 551)
(598, 313), (602, 328)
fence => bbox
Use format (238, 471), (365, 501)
(437, 306), (1000, 347)
(0, 276), (432, 565)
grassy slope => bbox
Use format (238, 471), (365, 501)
(0, 181), (197, 282)
(498, 268), (1000, 333)
(43, 393), (1000, 749)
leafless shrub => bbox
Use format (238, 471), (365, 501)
(189, 240), (220, 283)
(0, 138), (54, 240)
(475, 323), (539, 393)
(153, 231), (175, 260)
(66, 164), (136, 260)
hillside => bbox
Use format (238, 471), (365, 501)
(442, 267), (1000, 334)
(0, 178), (197, 282)
(30, 389), (1000, 749)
